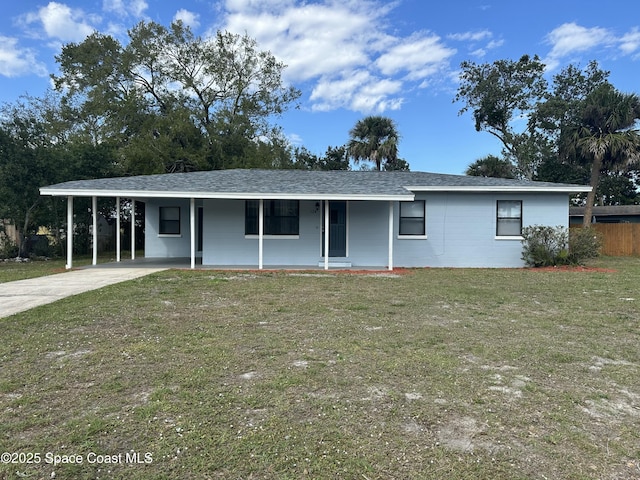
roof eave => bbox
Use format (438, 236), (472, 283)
(39, 188), (414, 201)
(405, 185), (592, 193)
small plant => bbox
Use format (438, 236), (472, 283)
(0, 236), (19, 259)
(521, 225), (569, 267)
(568, 227), (602, 264)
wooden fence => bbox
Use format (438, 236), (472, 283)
(571, 224), (640, 256)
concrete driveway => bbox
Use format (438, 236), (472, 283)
(0, 267), (167, 318)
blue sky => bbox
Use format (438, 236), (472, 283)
(1, 0), (639, 174)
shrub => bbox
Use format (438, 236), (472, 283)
(0, 236), (19, 259)
(522, 225), (602, 267)
(568, 227), (602, 264)
(521, 225), (569, 267)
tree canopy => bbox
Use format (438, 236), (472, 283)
(52, 21), (301, 173)
(456, 56), (640, 217)
(455, 55), (547, 178)
(465, 155), (515, 178)
(346, 116), (401, 171)
(564, 83), (640, 225)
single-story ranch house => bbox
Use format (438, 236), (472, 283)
(40, 169), (590, 270)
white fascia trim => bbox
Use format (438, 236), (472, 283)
(404, 185), (592, 193)
(40, 188), (415, 201)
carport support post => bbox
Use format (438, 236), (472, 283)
(92, 196), (98, 266)
(131, 199), (136, 260)
(258, 199), (264, 270)
(115, 197), (121, 262)
(190, 198), (196, 270)
(388, 201), (393, 271)
(324, 200), (329, 270)
(66, 196), (73, 270)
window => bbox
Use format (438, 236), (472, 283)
(159, 206), (181, 235)
(399, 200), (426, 236)
(496, 200), (522, 236)
(245, 200), (299, 235)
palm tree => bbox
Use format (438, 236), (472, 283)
(564, 84), (640, 226)
(347, 116), (399, 171)
(465, 154), (515, 178)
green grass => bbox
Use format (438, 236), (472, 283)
(0, 252), (137, 283)
(1, 257), (640, 479)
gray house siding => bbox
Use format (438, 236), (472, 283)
(346, 201), (389, 267)
(145, 198), (189, 258)
(393, 192), (569, 268)
(145, 198), (201, 258)
(201, 199), (321, 266)
(144, 192), (569, 268)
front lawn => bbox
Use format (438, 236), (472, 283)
(1, 257), (639, 479)
(0, 252), (135, 283)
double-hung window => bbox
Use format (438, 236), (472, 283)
(496, 200), (522, 236)
(245, 200), (299, 235)
(399, 200), (426, 236)
(159, 206), (181, 235)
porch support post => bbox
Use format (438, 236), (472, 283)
(190, 198), (196, 270)
(115, 197), (121, 262)
(66, 196), (73, 270)
(324, 200), (329, 270)
(92, 196), (98, 266)
(131, 199), (136, 260)
(258, 199), (264, 270)
(388, 201), (394, 271)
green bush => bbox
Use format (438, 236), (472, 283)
(521, 225), (569, 267)
(0, 237), (19, 259)
(568, 227), (602, 264)
(522, 225), (602, 267)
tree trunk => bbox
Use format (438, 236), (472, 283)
(582, 155), (603, 227)
(18, 201), (39, 257)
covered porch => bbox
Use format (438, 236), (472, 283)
(60, 196), (398, 271)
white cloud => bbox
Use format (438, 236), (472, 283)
(103, 0), (148, 18)
(310, 70), (402, 113)
(174, 9), (200, 29)
(215, 0), (456, 113)
(287, 132), (304, 146)
(447, 30), (492, 42)
(544, 22), (613, 70)
(447, 29), (501, 59)
(376, 33), (456, 80)
(620, 27), (640, 56)
(0, 36), (48, 78)
(22, 2), (96, 43)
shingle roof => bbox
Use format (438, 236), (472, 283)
(40, 169), (591, 200)
(570, 205), (640, 216)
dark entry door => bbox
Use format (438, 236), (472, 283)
(323, 201), (347, 257)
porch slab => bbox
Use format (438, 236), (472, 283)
(88, 258), (390, 271)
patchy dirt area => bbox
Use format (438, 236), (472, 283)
(2, 260), (639, 479)
(526, 265), (617, 272)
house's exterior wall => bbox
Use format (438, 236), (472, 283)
(201, 199), (323, 266)
(145, 198), (197, 258)
(393, 192), (569, 268)
(144, 192), (570, 268)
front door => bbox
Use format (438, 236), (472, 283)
(322, 201), (347, 257)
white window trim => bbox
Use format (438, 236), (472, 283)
(496, 200), (523, 238)
(159, 206), (181, 236)
(245, 234), (300, 240)
(399, 200), (426, 237)
(397, 234), (428, 240)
